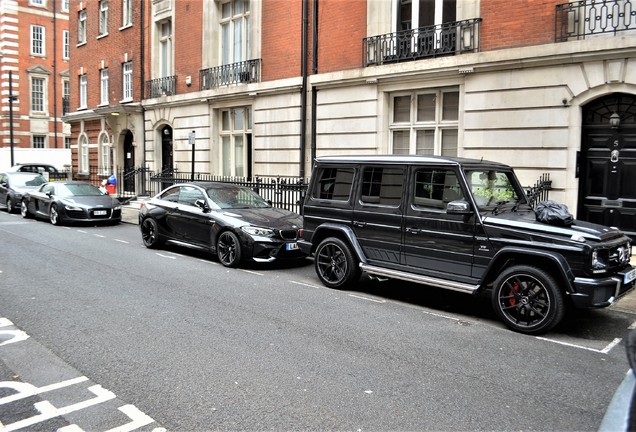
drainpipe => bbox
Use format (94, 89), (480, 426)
(53, 0), (58, 148)
(310, 0), (318, 168)
(141, 0), (146, 169)
(300, 0), (308, 179)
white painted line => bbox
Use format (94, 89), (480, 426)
(94, 234), (106, 238)
(105, 404), (155, 432)
(77, 230), (87, 234)
(422, 310), (462, 322)
(241, 270), (264, 276)
(114, 239), (129, 244)
(349, 294), (386, 303)
(198, 259), (218, 265)
(0, 376), (89, 405)
(536, 336), (622, 354)
(156, 253), (176, 260)
(629, 321), (636, 330)
(288, 280), (323, 289)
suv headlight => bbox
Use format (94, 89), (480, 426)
(592, 250), (608, 270)
(241, 226), (275, 238)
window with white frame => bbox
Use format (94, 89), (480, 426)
(158, 20), (172, 78)
(64, 137), (71, 149)
(33, 136), (46, 149)
(62, 79), (70, 114)
(122, 61), (133, 100)
(390, 89), (459, 157)
(220, 107), (251, 177)
(61, 0), (69, 12)
(79, 135), (89, 173)
(396, 0), (456, 30)
(30, 0), (45, 6)
(31, 77), (45, 113)
(78, 10), (87, 44)
(99, 133), (110, 175)
(100, 69), (109, 105)
(62, 30), (69, 59)
(122, 0), (132, 27)
(220, 0), (250, 65)
(99, 0), (109, 36)
(79, 74), (87, 109)
(31, 25), (45, 56)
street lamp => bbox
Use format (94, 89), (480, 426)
(9, 71), (18, 166)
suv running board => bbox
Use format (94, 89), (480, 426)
(359, 264), (480, 294)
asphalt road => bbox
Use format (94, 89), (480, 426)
(0, 210), (634, 431)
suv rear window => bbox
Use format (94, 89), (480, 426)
(312, 167), (354, 201)
(360, 167), (404, 206)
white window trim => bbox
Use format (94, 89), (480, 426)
(98, 132), (110, 175)
(79, 74), (87, 109)
(219, 107), (251, 177)
(79, 134), (89, 173)
(100, 69), (109, 106)
(121, 0), (133, 29)
(122, 61), (133, 102)
(31, 25), (45, 56)
(32, 135), (47, 149)
(99, 0), (109, 37)
(30, 76), (47, 114)
(389, 88), (460, 156)
(78, 10), (87, 45)
(62, 30), (70, 60)
(61, 0), (69, 12)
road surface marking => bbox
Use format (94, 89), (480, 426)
(422, 310), (462, 322)
(94, 234), (105, 238)
(536, 336), (622, 354)
(241, 270), (264, 276)
(349, 294), (386, 303)
(114, 239), (129, 244)
(156, 253), (176, 259)
(289, 280), (323, 289)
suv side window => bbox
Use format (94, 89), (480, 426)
(413, 169), (464, 210)
(360, 167), (404, 206)
(178, 186), (204, 207)
(312, 167), (354, 201)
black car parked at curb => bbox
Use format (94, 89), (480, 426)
(0, 172), (47, 213)
(138, 182), (304, 268)
(299, 155), (635, 334)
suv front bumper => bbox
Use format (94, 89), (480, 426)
(571, 266), (636, 308)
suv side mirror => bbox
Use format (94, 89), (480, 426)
(447, 200), (472, 215)
(195, 199), (210, 212)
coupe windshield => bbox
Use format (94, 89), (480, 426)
(11, 174), (46, 187)
(206, 186), (270, 209)
(56, 183), (103, 197)
(465, 169), (526, 210)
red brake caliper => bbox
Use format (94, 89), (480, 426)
(509, 282), (520, 306)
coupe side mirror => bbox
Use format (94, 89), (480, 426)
(195, 199), (210, 212)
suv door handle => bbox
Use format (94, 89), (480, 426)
(353, 221), (367, 227)
(406, 227), (420, 235)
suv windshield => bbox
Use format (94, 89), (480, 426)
(465, 169), (525, 211)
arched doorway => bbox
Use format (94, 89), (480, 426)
(123, 131), (135, 194)
(161, 125), (173, 190)
(579, 93), (636, 239)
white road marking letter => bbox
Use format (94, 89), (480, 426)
(0, 330), (29, 347)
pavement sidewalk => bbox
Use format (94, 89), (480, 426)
(120, 200), (636, 313)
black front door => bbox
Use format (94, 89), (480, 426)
(161, 126), (173, 191)
(123, 131), (135, 193)
(579, 93), (636, 239)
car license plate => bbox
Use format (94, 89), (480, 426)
(286, 242), (298, 251)
(94, 210), (107, 216)
(625, 269), (636, 284)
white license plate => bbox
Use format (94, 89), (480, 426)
(625, 269), (636, 284)
(286, 242), (298, 251)
(94, 210), (107, 216)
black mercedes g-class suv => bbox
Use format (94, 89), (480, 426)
(298, 155), (635, 334)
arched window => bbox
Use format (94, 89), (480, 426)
(79, 135), (89, 173)
(99, 133), (110, 175)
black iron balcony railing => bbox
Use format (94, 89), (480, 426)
(146, 76), (177, 98)
(556, 0), (636, 42)
(199, 59), (261, 90)
(363, 19), (481, 67)
(62, 96), (69, 115)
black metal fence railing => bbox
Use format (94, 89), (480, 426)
(363, 19), (481, 66)
(65, 167), (551, 216)
(555, 0), (636, 42)
(146, 76), (177, 98)
(526, 173), (552, 208)
(200, 59), (261, 90)
(67, 167), (308, 214)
